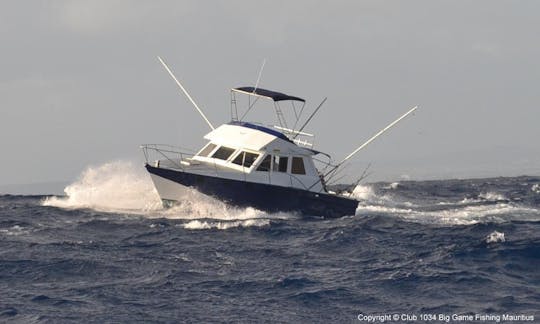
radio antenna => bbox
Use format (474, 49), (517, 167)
(253, 58), (266, 92)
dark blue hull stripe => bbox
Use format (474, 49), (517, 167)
(145, 164), (358, 218)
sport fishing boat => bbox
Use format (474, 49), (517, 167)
(141, 57), (417, 218)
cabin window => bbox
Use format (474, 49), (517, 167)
(273, 156), (288, 173)
(212, 146), (236, 160)
(243, 152), (259, 167)
(291, 157), (306, 175)
(232, 151), (260, 168)
(256, 155), (271, 171)
(198, 143), (217, 157)
(232, 153), (244, 165)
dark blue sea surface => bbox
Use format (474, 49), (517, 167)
(1, 175), (539, 323)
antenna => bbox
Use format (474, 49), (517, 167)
(253, 58), (266, 92)
(325, 105), (418, 178)
(157, 56), (215, 130)
(239, 58), (267, 121)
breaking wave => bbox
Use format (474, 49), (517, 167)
(182, 219), (270, 230)
(478, 191), (508, 201)
(352, 183), (540, 226)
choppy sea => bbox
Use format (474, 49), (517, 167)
(1, 161), (539, 323)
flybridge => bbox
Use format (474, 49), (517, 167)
(229, 86), (316, 149)
(230, 86), (310, 138)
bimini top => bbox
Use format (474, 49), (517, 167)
(232, 87), (305, 102)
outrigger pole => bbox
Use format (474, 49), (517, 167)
(324, 105), (418, 179)
(157, 56), (215, 130)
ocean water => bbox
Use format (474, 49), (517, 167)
(1, 162), (539, 323)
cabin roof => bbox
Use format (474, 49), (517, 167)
(204, 123), (315, 155)
(229, 121), (291, 142)
(232, 87), (305, 102)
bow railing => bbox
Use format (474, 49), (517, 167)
(140, 144), (196, 170)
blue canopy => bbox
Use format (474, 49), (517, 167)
(233, 87), (305, 102)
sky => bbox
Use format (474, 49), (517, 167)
(1, 1), (539, 188)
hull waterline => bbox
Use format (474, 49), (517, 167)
(146, 164), (358, 218)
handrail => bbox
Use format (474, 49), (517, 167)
(140, 143), (196, 154)
(141, 144), (321, 193)
(140, 144), (196, 170)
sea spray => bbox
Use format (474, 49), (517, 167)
(43, 161), (162, 212)
(42, 160), (293, 226)
(351, 184), (376, 201)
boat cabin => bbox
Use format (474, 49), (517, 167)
(187, 121), (325, 193)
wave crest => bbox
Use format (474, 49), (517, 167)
(183, 219), (270, 230)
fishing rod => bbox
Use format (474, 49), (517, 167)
(324, 105), (418, 179)
(157, 56), (215, 130)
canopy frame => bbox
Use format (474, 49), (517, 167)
(230, 86), (307, 130)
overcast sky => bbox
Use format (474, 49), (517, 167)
(1, 1), (539, 187)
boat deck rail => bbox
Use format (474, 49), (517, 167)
(141, 144), (321, 192)
(140, 144), (196, 169)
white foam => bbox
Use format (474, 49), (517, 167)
(350, 182), (539, 225)
(387, 182), (400, 190)
(436, 192), (507, 207)
(351, 184), (376, 201)
(356, 199), (539, 225)
(182, 219), (270, 230)
(486, 231), (505, 243)
(420, 204), (512, 225)
(356, 204), (414, 215)
(532, 184), (540, 194)
(43, 161), (163, 213)
(478, 191), (507, 201)
(154, 196), (294, 223)
(41, 160), (293, 228)
(0, 225), (30, 236)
